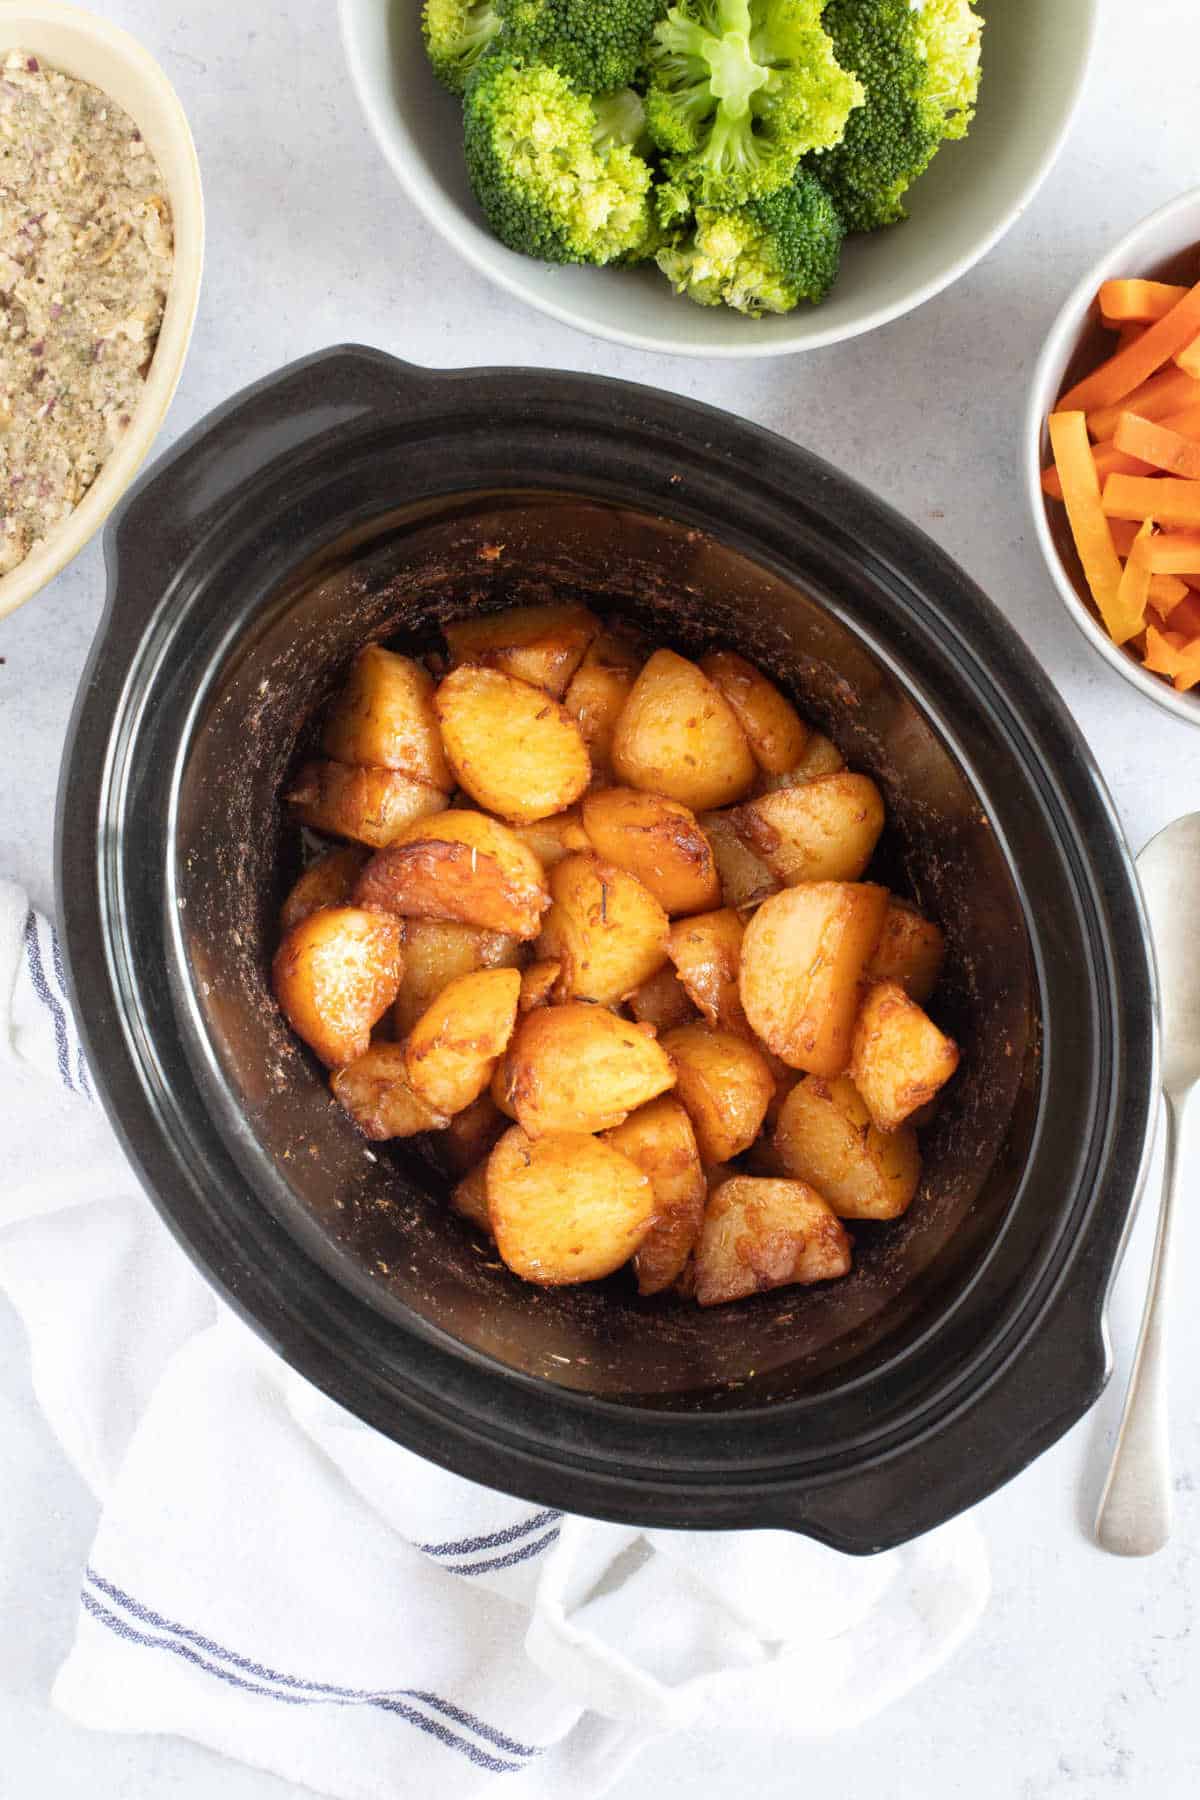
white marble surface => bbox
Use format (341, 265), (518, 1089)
(2, 1), (1199, 1795)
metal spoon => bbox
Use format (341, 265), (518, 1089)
(1095, 811), (1200, 1556)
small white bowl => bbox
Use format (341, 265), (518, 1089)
(340, 0), (1097, 360)
(0, 1), (204, 624)
(1026, 186), (1200, 728)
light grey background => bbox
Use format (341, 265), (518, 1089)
(2, 1), (1199, 1796)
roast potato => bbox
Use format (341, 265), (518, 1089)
(563, 630), (643, 772)
(272, 907), (404, 1069)
(762, 732), (845, 789)
(450, 1160), (494, 1236)
(866, 899), (946, 1004)
(629, 964), (697, 1034)
(404, 967), (521, 1116)
(394, 919), (522, 1036)
(279, 847), (367, 935)
(321, 646), (452, 789)
(694, 1176), (852, 1306)
(353, 811), (550, 940)
(512, 808), (590, 869)
(487, 1126), (655, 1285)
(611, 650), (756, 812)
(518, 959), (560, 1012)
(666, 908), (746, 1035)
(730, 774), (885, 885)
(581, 787), (720, 917)
(605, 1096), (706, 1296)
(506, 1002), (676, 1137)
(661, 1022), (774, 1164)
(286, 760), (447, 850)
(739, 882), (889, 1076)
(434, 666), (591, 824)
(444, 603), (599, 697)
(331, 1041), (449, 1137)
(774, 1073), (920, 1220)
(536, 852), (669, 1005)
(849, 981), (960, 1132)
(432, 1091), (509, 1177)
(698, 651), (809, 775)
(699, 809), (780, 913)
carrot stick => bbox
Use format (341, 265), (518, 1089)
(1098, 279), (1190, 325)
(1088, 367), (1200, 441)
(1115, 324), (1147, 353)
(1115, 520), (1154, 637)
(1137, 530), (1200, 573)
(1041, 436), (1153, 499)
(1147, 574), (1191, 617)
(1149, 583), (1200, 629)
(1177, 333), (1200, 378)
(1047, 412), (1133, 643)
(1102, 475), (1200, 527)
(1144, 624), (1200, 690)
(1060, 280), (1200, 414)
(1112, 412), (1200, 479)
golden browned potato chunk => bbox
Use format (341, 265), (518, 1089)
(666, 908), (746, 1035)
(450, 1160), (494, 1235)
(661, 1022), (774, 1164)
(605, 1096), (706, 1296)
(353, 811), (549, 940)
(694, 1176), (852, 1306)
(774, 1074), (920, 1220)
(581, 787), (720, 917)
(512, 808), (591, 869)
(563, 630), (643, 773)
(279, 847), (368, 935)
(739, 882), (888, 1077)
(393, 919), (522, 1035)
(536, 853), (669, 1005)
(487, 1127), (655, 1285)
(699, 810), (780, 913)
(866, 899), (946, 1004)
(273, 907), (404, 1068)
(611, 650), (756, 812)
(507, 1003), (676, 1137)
(518, 960), (560, 1012)
(434, 1092), (509, 1177)
(849, 982), (960, 1132)
(730, 774), (885, 885)
(629, 964), (697, 1034)
(698, 651), (809, 775)
(404, 967), (521, 1116)
(331, 1041), (449, 1137)
(321, 646), (452, 789)
(286, 760), (447, 850)
(434, 666), (591, 824)
(761, 731), (845, 789)
(445, 603), (599, 697)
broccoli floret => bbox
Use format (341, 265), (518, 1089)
(656, 168), (843, 314)
(810, 0), (983, 232)
(463, 53), (654, 265)
(495, 0), (666, 93)
(591, 85), (650, 155)
(653, 178), (693, 233)
(643, 0), (863, 208)
(421, 0), (503, 95)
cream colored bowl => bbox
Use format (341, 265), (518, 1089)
(0, 1), (203, 622)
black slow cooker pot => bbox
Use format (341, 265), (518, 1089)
(57, 348), (1157, 1552)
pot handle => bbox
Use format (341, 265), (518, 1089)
(102, 346), (447, 628)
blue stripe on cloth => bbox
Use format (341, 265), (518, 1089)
(441, 1527), (561, 1578)
(420, 1509), (562, 1559)
(80, 1590), (528, 1773)
(47, 919), (92, 1099)
(23, 911), (74, 1092)
(84, 1569), (540, 1760)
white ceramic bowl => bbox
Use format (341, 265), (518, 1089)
(0, 1), (204, 623)
(341, 0), (1097, 360)
(1027, 186), (1200, 728)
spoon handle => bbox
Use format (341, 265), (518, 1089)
(1095, 1092), (1187, 1556)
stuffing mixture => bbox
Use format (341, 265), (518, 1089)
(0, 49), (174, 575)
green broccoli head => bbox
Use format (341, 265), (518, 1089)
(421, 0), (503, 95)
(494, 0), (666, 93)
(643, 0), (864, 208)
(810, 0), (983, 232)
(656, 167), (844, 314)
(463, 53), (654, 265)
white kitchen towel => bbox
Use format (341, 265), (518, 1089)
(0, 877), (990, 1800)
